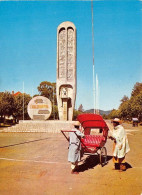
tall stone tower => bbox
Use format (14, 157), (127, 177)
(56, 21), (76, 121)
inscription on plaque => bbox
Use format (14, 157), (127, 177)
(34, 99), (43, 104)
(59, 28), (66, 79)
(67, 27), (74, 80)
(33, 115), (45, 120)
(38, 110), (50, 114)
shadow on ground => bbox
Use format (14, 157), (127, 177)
(125, 162), (132, 169)
(0, 137), (49, 148)
(113, 162), (132, 170)
(78, 155), (112, 172)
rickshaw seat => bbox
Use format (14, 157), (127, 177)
(81, 135), (106, 147)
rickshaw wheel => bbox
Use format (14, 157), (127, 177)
(99, 147), (107, 167)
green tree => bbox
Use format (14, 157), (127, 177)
(108, 109), (119, 119)
(49, 105), (59, 120)
(78, 104), (84, 112)
(13, 93), (32, 121)
(0, 92), (15, 122)
(73, 109), (82, 120)
(106, 82), (142, 122)
(118, 83), (142, 121)
(118, 95), (130, 120)
(119, 100), (131, 120)
(120, 95), (129, 105)
(131, 82), (142, 97)
(37, 81), (58, 119)
(102, 114), (108, 119)
(130, 91), (142, 121)
(37, 81), (57, 105)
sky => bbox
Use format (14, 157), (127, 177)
(0, 0), (142, 111)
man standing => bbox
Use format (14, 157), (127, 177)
(109, 118), (130, 171)
(68, 121), (84, 174)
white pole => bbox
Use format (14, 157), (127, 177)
(23, 82), (24, 121)
(91, 0), (96, 114)
(96, 74), (99, 114)
(32, 88), (33, 98)
(53, 85), (55, 120)
(98, 84), (100, 115)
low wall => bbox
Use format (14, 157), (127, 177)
(0, 120), (75, 133)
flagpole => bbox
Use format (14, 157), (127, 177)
(91, 0), (96, 114)
(53, 85), (55, 120)
(23, 82), (24, 121)
(96, 74), (99, 114)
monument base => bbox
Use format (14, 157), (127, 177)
(0, 120), (74, 133)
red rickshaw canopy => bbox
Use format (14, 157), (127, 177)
(77, 113), (109, 130)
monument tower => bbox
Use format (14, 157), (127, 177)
(56, 21), (77, 121)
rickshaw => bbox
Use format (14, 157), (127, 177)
(61, 113), (109, 167)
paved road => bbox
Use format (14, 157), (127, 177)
(0, 124), (142, 195)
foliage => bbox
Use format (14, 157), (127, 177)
(130, 91), (142, 119)
(102, 114), (108, 119)
(0, 91), (15, 119)
(37, 81), (57, 105)
(78, 104), (84, 112)
(0, 91), (32, 123)
(120, 95), (129, 105)
(108, 109), (119, 119)
(131, 82), (142, 97)
(118, 96), (131, 120)
(13, 93), (32, 121)
(49, 105), (59, 120)
(73, 109), (82, 120)
(37, 81), (58, 119)
(107, 82), (142, 122)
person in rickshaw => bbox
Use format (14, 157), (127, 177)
(109, 118), (130, 171)
(68, 121), (84, 174)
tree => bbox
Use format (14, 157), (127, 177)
(119, 101), (131, 120)
(108, 109), (119, 119)
(131, 82), (142, 97)
(118, 95), (130, 120)
(13, 93), (32, 121)
(102, 114), (108, 119)
(49, 105), (59, 120)
(0, 92), (15, 121)
(130, 91), (142, 121)
(120, 95), (129, 104)
(106, 82), (142, 121)
(37, 81), (57, 105)
(78, 104), (84, 112)
(73, 109), (82, 120)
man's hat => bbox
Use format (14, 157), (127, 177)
(74, 121), (80, 126)
(112, 118), (121, 123)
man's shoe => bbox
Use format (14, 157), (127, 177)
(112, 163), (119, 170)
(119, 164), (126, 172)
(71, 170), (79, 174)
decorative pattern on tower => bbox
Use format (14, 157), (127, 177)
(56, 21), (77, 121)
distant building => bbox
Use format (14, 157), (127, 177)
(12, 91), (22, 96)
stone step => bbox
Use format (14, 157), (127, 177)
(1, 120), (74, 133)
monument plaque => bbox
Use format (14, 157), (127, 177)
(27, 96), (52, 120)
(56, 21), (76, 121)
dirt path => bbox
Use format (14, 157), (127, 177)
(0, 123), (142, 195)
